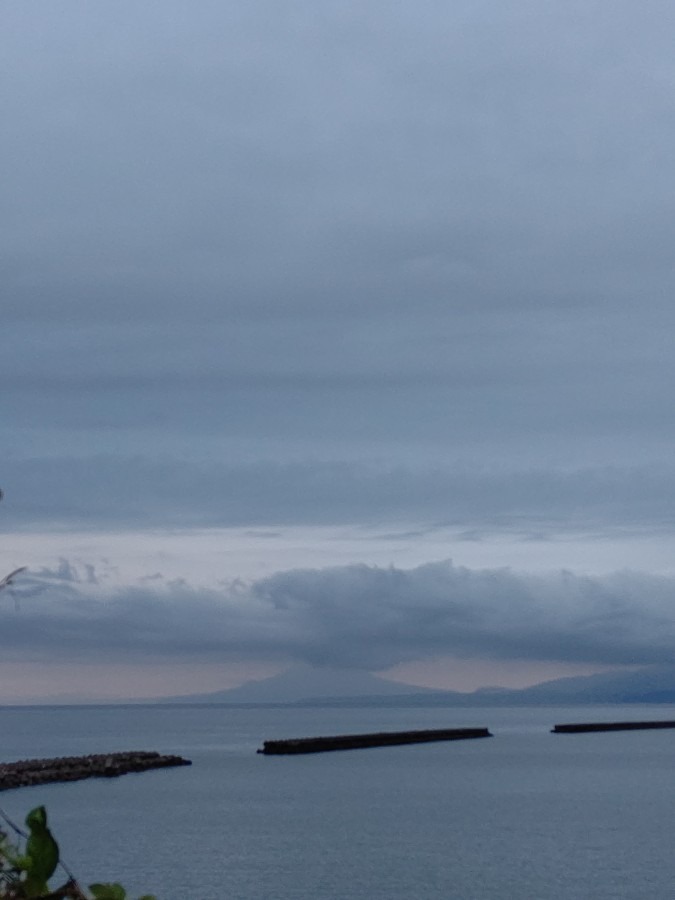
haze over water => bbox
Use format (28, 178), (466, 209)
(2, 703), (674, 900)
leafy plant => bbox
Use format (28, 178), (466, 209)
(0, 807), (155, 900)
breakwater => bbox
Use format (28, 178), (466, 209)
(258, 726), (492, 754)
(552, 720), (675, 734)
(0, 751), (191, 791)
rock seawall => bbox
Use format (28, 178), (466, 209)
(552, 720), (675, 734)
(0, 751), (191, 791)
(259, 726), (492, 754)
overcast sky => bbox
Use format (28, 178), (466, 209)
(3, 1), (675, 701)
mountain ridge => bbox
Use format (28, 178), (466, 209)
(154, 664), (675, 707)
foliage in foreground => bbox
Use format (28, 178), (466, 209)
(0, 807), (155, 900)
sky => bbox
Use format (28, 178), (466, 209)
(3, 1), (675, 702)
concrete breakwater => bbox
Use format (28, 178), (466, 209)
(0, 751), (191, 791)
(552, 720), (675, 734)
(258, 726), (492, 755)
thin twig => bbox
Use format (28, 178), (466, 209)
(0, 806), (26, 840)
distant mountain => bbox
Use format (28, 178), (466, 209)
(355, 666), (675, 708)
(514, 665), (675, 706)
(156, 664), (675, 707)
(160, 665), (442, 704)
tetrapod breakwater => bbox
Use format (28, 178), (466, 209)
(0, 751), (191, 791)
(258, 726), (492, 754)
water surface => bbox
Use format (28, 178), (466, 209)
(1, 703), (674, 899)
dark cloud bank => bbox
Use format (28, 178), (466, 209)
(3, 559), (673, 671)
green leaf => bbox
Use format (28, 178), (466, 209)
(9, 851), (30, 871)
(23, 805), (59, 896)
(25, 807), (48, 832)
(89, 882), (128, 900)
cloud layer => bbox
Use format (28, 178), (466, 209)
(3, 3), (675, 696)
(3, 559), (673, 672)
(5, 456), (675, 535)
(3, 1), (675, 538)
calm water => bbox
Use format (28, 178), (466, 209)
(2, 703), (675, 899)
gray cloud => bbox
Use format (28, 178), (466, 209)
(3, 559), (674, 670)
(3, 12), (675, 372)
(4, 455), (675, 534)
(3, 0), (675, 581)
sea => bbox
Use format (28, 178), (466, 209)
(1, 703), (675, 900)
